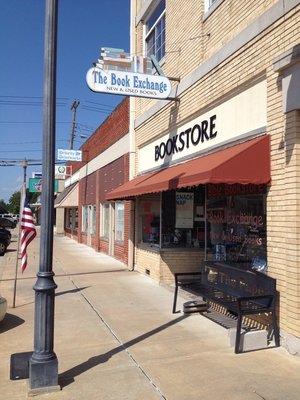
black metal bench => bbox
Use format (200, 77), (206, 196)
(173, 262), (280, 353)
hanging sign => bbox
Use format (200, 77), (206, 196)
(86, 67), (172, 99)
(57, 149), (82, 162)
(175, 192), (194, 228)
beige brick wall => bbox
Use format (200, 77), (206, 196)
(134, 0), (279, 117)
(160, 250), (205, 284)
(135, 246), (161, 280)
(135, 247), (205, 284)
(133, 2), (300, 337)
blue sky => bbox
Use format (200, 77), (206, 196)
(0, 0), (130, 202)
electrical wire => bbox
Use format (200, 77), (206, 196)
(0, 95), (69, 100)
(0, 149), (42, 153)
(84, 100), (114, 110)
(81, 106), (112, 114)
(0, 139), (69, 146)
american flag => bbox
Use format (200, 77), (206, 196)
(20, 197), (37, 272)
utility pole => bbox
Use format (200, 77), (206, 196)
(28, 0), (60, 394)
(69, 100), (80, 150)
(12, 158), (28, 308)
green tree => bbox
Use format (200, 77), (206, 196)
(7, 190), (39, 214)
(0, 199), (8, 213)
(7, 191), (20, 214)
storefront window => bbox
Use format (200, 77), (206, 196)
(82, 206), (88, 233)
(91, 205), (96, 235)
(206, 184), (267, 269)
(65, 208), (78, 230)
(101, 203), (110, 239)
(161, 188), (206, 248)
(115, 202), (124, 242)
(65, 209), (71, 229)
(138, 197), (160, 246)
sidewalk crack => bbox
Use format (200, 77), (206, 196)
(65, 272), (167, 400)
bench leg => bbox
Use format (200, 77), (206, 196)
(235, 313), (242, 354)
(272, 310), (280, 347)
(172, 284), (179, 314)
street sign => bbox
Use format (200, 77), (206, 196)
(29, 178), (58, 193)
(32, 172), (42, 178)
(57, 149), (82, 161)
(86, 67), (172, 99)
(55, 165), (71, 177)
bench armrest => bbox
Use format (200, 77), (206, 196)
(174, 272), (202, 287)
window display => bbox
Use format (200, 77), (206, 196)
(138, 197), (160, 246)
(161, 188), (205, 248)
(136, 184), (267, 270)
(206, 184), (267, 268)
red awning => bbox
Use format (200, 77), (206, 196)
(106, 135), (270, 200)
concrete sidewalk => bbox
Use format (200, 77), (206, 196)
(0, 234), (300, 399)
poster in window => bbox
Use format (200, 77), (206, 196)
(175, 192), (194, 228)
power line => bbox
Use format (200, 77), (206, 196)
(0, 95), (69, 100)
(0, 121), (70, 124)
(81, 106), (112, 114)
(0, 139), (69, 146)
(0, 100), (67, 107)
(0, 149), (42, 153)
(84, 100), (114, 110)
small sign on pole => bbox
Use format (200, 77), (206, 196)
(29, 178), (58, 193)
(57, 149), (82, 162)
(55, 165), (71, 177)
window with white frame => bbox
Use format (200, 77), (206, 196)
(115, 202), (125, 242)
(100, 203), (110, 239)
(82, 206), (88, 233)
(145, 0), (166, 62)
(204, 0), (218, 12)
(91, 205), (96, 235)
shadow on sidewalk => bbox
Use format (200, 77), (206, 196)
(15, 286), (91, 308)
(59, 314), (188, 388)
(1, 269), (126, 282)
(0, 313), (25, 333)
(56, 286), (90, 297)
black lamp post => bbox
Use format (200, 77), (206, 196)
(28, 0), (60, 393)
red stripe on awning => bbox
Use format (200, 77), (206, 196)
(106, 135), (270, 200)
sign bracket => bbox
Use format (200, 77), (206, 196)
(150, 55), (180, 102)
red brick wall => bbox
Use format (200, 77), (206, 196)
(99, 155), (128, 201)
(69, 98), (129, 174)
(71, 97), (130, 265)
(65, 227), (78, 241)
(99, 239), (109, 254)
(79, 172), (97, 205)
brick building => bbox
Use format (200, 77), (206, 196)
(56, 98), (132, 265)
(106, 0), (300, 352)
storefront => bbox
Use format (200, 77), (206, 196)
(54, 182), (79, 240)
(107, 133), (270, 283)
(125, 0), (300, 350)
(61, 98), (132, 265)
